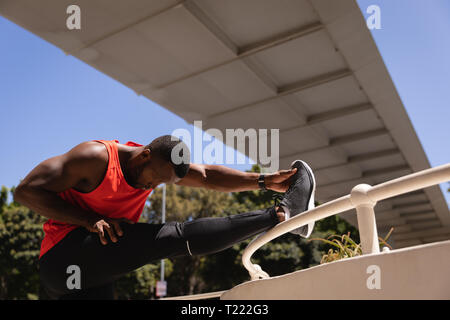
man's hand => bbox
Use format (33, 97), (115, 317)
(265, 168), (297, 193)
(85, 217), (135, 245)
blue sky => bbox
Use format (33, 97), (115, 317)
(0, 1), (448, 204)
(356, 0), (450, 202)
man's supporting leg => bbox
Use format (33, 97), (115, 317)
(39, 207), (279, 299)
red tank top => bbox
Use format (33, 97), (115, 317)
(39, 140), (152, 258)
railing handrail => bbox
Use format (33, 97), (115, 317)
(243, 163), (450, 280)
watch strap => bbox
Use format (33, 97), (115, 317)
(258, 174), (266, 191)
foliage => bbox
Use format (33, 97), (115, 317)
(309, 227), (394, 264)
(114, 261), (173, 300)
(0, 186), (46, 299)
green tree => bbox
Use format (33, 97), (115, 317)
(114, 261), (173, 300)
(0, 186), (46, 299)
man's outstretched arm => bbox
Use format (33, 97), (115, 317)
(176, 163), (297, 193)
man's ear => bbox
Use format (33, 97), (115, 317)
(141, 148), (151, 159)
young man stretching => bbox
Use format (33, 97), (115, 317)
(14, 135), (316, 299)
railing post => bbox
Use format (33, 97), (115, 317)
(351, 184), (380, 254)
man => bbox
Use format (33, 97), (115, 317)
(14, 135), (316, 299)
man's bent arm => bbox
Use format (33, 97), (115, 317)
(14, 143), (104, 228)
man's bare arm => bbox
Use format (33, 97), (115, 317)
(13, 142), (105, 229)
(14, 142), (135, 245)
(176, 163), (297, 193)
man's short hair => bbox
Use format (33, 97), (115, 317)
(145, 135), (190, 179)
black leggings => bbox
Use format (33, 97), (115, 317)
(39, 207), (279, 299)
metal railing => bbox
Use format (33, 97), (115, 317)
(243, 163), (450, 280)
(155, 164), (450, 299)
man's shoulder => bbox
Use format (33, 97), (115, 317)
(65, 141), (108, 165)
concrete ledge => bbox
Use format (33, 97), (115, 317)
(221, 240), (450, 300)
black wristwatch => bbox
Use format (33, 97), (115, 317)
(258, 174), (266, 191)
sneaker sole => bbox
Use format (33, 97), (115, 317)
(290, 160), (316, 238)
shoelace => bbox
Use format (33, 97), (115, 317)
(271, 172), (299, 207)
(272, 193), (284, 207)
(271, 166), (304, 207)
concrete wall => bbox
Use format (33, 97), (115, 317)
(221, 240), (450, 300)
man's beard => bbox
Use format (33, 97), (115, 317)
(124, 164), (142, 188)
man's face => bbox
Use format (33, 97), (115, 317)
(130, 150), (180, 190)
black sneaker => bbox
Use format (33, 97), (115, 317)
(279, 160), (316, 237)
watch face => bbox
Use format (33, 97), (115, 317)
(258, 175), (266, 190)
